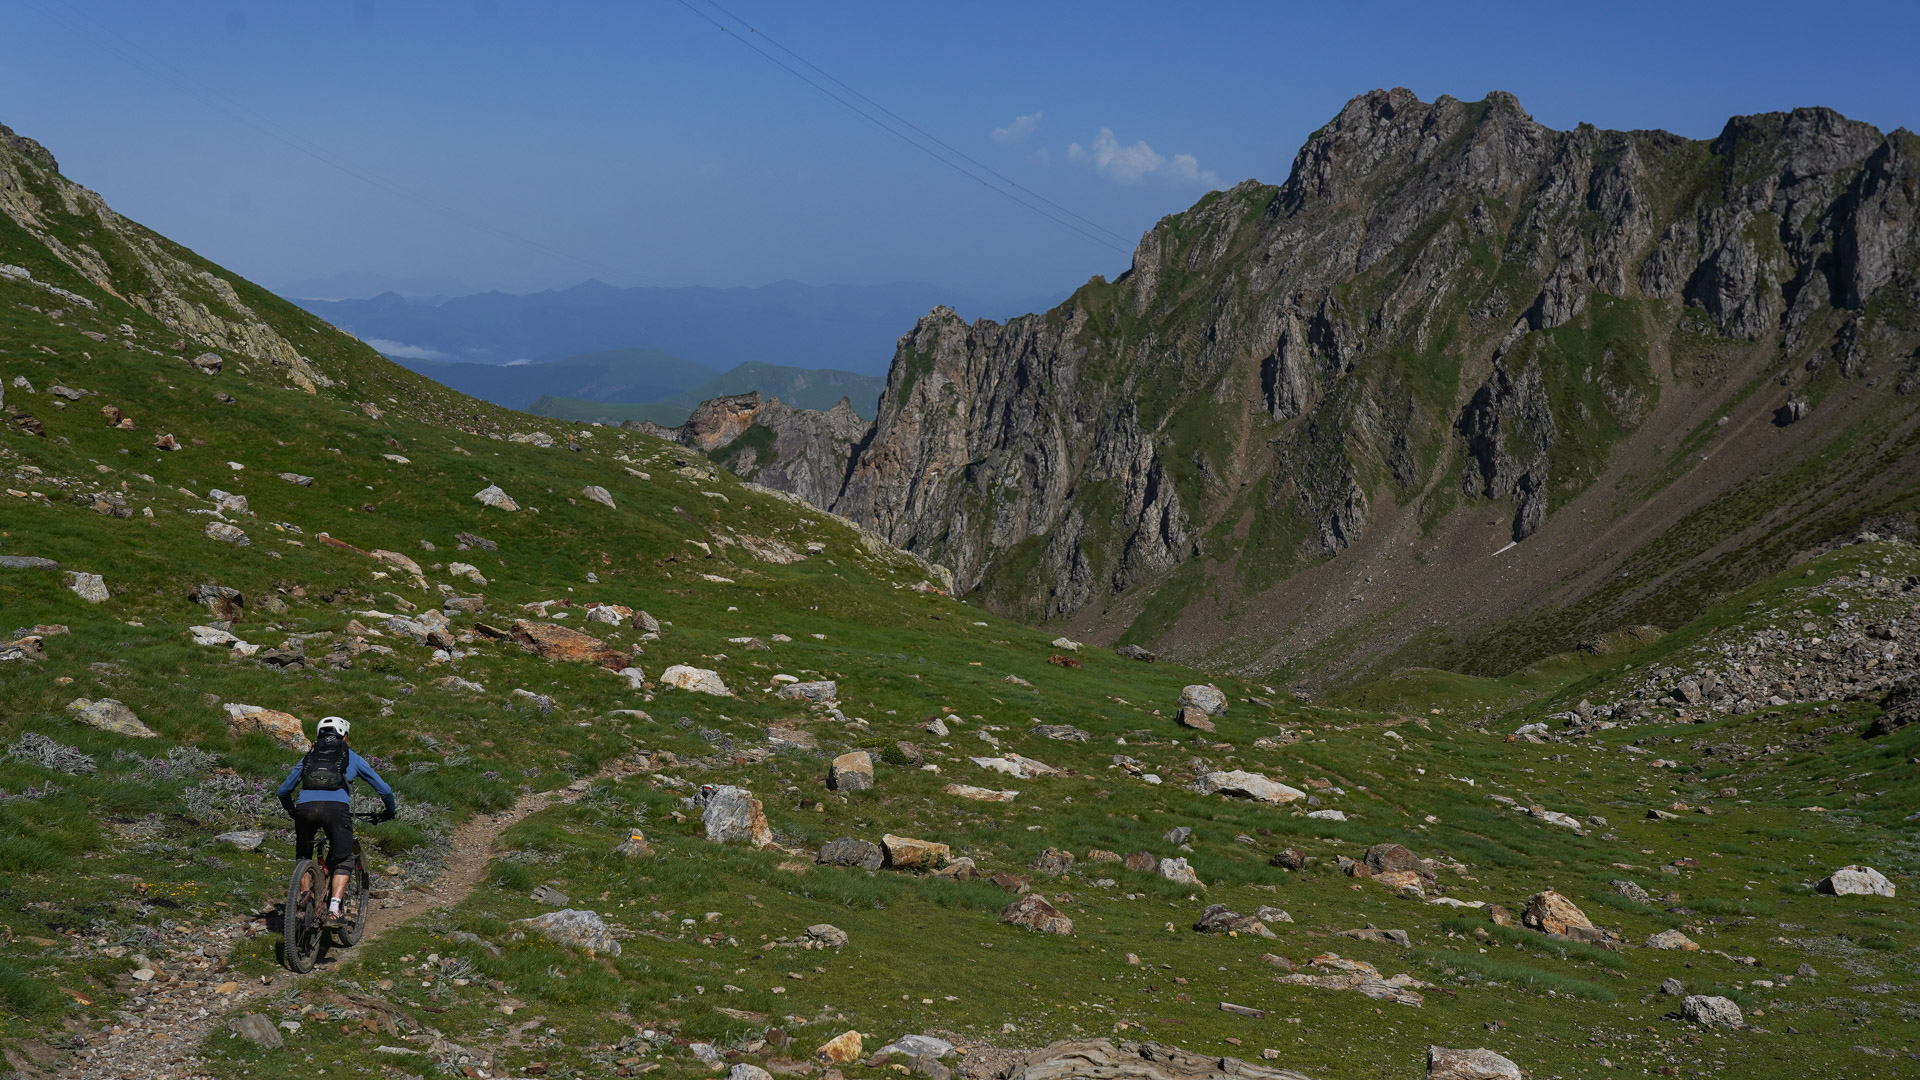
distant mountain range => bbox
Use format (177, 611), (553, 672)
(291, 278), (1068, 375)
(391, 349), (884, 428)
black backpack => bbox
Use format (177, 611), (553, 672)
(300, 737), (350, 791)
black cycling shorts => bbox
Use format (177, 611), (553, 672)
(292, 800), (354, 872)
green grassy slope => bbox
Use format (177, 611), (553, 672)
(2, 125), (1917, 1080)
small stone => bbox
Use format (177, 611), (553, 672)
(1660, 978), (1686, 995)
(1521, 889), (1593, 935)
(222, 703), (311, 751)
(1612, 879), (1651, 904)
(189, 351), (223, 374)
(1123, 851), (1157, 873)
(1270, 848), (1307, 870)
(1175, 706), (1216, 732)
(279, 472), (314, 486)
(1114, 643), (1156, 662)
(531, 884), (570, 907)
(581, 484), (616, 509)
(730, 1066), (773, 1080)
(215, 830), (266, 851)
(205, 522), (250, 545)
(1030, 847), (1075, 875)
(1194, 770), (1304, 804)
(1194, 904), (1274, 938)
(614, 832), (654, 858)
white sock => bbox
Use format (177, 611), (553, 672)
(329, 898), (341, 914)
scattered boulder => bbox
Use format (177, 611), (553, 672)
(1868, 680), (1919, 737)
(1270, 848), (1307, 870)
(1193, 770), (1304, 804)
(214, 830), (266, 851)
(1612, 879), (1651, 904)
(876, 1034), (953, 1060)
(581, 484), (615, 509)
(613, 831), (653, 857)
(188, 582), (245, 621)
(1005, 1040), (1315, 1080)
(487, 620), (630, 669)
(881, 833), (950, 871)
(0, 555), (59, 570)
(1000, 894), (1073, 935)
(661, 664), (732, 696)
(771, 676), (833, 703)
(815, 1031), (863, 1065)
(1164, 826), (1193, 845)
(278, 472), (313, 486)
(1305, 809), (1347, 821)
(828, 751), (876, 793)
(1032, 724), (1089, 742)
(1050, 637), (1081, 651)
(515, 909), (620, 957)
(806, 924), (850, 948)
(1030, 847), (1076, 875)
(228, 1014), (283, 1050)
(473, 484), (519, 511)
(1159, 857), (1203, 887)
(1364, 843), (1433, 882)
(205, 522), (250, 545)
(730, 1065), (773, 1080)
(189, 351), (223, 374)
(1660, 978), (1686, 995)
(1645, 929), (1698, 951)
(1521, 890), (1593, 935)
(1179, 684), (1228, 715)
(1339, 927), (1409, 947)
(943, 783), (1017, 802)
(1255, 906), (1293, 924)
(531, 884), (570, 907)
(1123, 851), (1157, 873)
(65, 698), (158, 738)
(1114, 644), (1156, 662)
(1194, 904), (1275, 938)
(1175, 707), (1216, 732)
(64, 571), (109, 602)
(1426, 1046), (1523, 1080)
(1681, 995), (1743, 1029)
(702, 785), (773, 848)
(455, 531), (497, 551)
(223, 704), (310, 751)
(1818, 864), (1895, 897)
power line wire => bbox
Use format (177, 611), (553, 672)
(674, 0), (1133, 256)
(702, 0), (1134, 247)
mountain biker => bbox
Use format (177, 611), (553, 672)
(276, 716), (395, 925)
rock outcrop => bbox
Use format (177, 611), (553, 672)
(691, 90), (1920, 687)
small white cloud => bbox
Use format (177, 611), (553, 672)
(992, 111), (1043, 143)
(364, 338), (447, 361)
(1068, 128), (1220, 188)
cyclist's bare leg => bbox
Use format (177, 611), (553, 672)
(330, 872), (348, 901)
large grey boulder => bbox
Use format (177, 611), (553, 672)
(1817, 864), (1895, 897)
(473, 484), (519, 511)
(1192, 770), (1304, 804)
(1178, 684), (1227, 715)
(702, 785), (772, 848)
(1682, 995), (1743, 1029)
(1005, 1039), (1313, 1080)
(515, 909), (620, 957)
(828, 751), (875, 792)
(1426, 1046), (1522, 1080)
(776, 679), (837, 703)
(0, 555), (59, 570)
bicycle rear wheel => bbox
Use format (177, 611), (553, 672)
(283, 859), (325, 973)
(333, 842), (372, 946)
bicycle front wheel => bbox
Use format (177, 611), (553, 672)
(284, 859), (325, 973)
(333, 843), (372, 947)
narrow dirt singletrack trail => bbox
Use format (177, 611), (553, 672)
(54, 778), (602, 1080)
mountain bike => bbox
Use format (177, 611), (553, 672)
(283, 811), (378, 973)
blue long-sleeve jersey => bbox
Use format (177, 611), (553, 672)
(278, 746), (396, 807)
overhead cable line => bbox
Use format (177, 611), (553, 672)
(673, 0), (1133, 256)
(22, 0), (639, 285)
(702, 0), (1134, 248)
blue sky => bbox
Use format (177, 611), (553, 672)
(5, 0), (1917, 299)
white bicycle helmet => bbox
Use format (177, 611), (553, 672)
(315, 715), (351, 738)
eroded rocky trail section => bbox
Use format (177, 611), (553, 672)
(42, 779), (602, 1080)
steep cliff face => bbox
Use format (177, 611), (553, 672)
(695, 91), (1920, 685)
